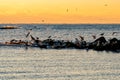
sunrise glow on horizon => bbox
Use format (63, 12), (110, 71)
(0, 0), (120, 24)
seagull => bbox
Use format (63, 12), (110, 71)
(26, 29), (32, 38)
(104, 4), (108, 6)
(30, 35), (35, 41)
(76, 8), (78, 12)
(66, 9), (69, 12)
(48, 36), (51, 38)
(79, 36), (84, 41)
(42, 20), (44, 22)
(100, 33), (104, 36)
(92, 35), (96, 39)
(112, 32), (118, 35)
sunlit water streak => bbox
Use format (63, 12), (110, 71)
(0, 24), (120, 80)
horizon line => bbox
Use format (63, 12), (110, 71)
(0, 22), (120, 25)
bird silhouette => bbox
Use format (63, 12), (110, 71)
(104, 4), (108, 6)
(79, 36), (84, 41)
(100, 33), (104, 36)
(48, 36), (51, 38)
(112, 32), (117, 35)
(92, 35), (96, 39)
(26, 29), (32, 38)
(66, 9), (69, 12)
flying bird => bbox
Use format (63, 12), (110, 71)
(76, 8), (78, 12)
(30, 35), (35, 41)
(26, 29), (32, 38)
(104, 4), (108, 6)
(66, 9), (69, 12)
(42, 20), (45, 22)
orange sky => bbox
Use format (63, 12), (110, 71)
(0, 0), (120, 24)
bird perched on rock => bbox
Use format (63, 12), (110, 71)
(92, 35), (96, 39)
(100, 33), (104, 36)
(79, 36), (84, 41)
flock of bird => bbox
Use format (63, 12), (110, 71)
(0, 30), (120, 52)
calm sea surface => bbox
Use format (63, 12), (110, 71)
(0, 24), (120, 80)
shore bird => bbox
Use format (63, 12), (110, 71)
(26, 29), (32, 38)
(112, 32), (118, 35)
(92, 35), (96, 39)
(100, 33), (104, 36)
(79, 36), (84, 41)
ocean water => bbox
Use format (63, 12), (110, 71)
(0, 24), (120, 80)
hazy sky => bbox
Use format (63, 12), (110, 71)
(0, 0), (120, 23)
